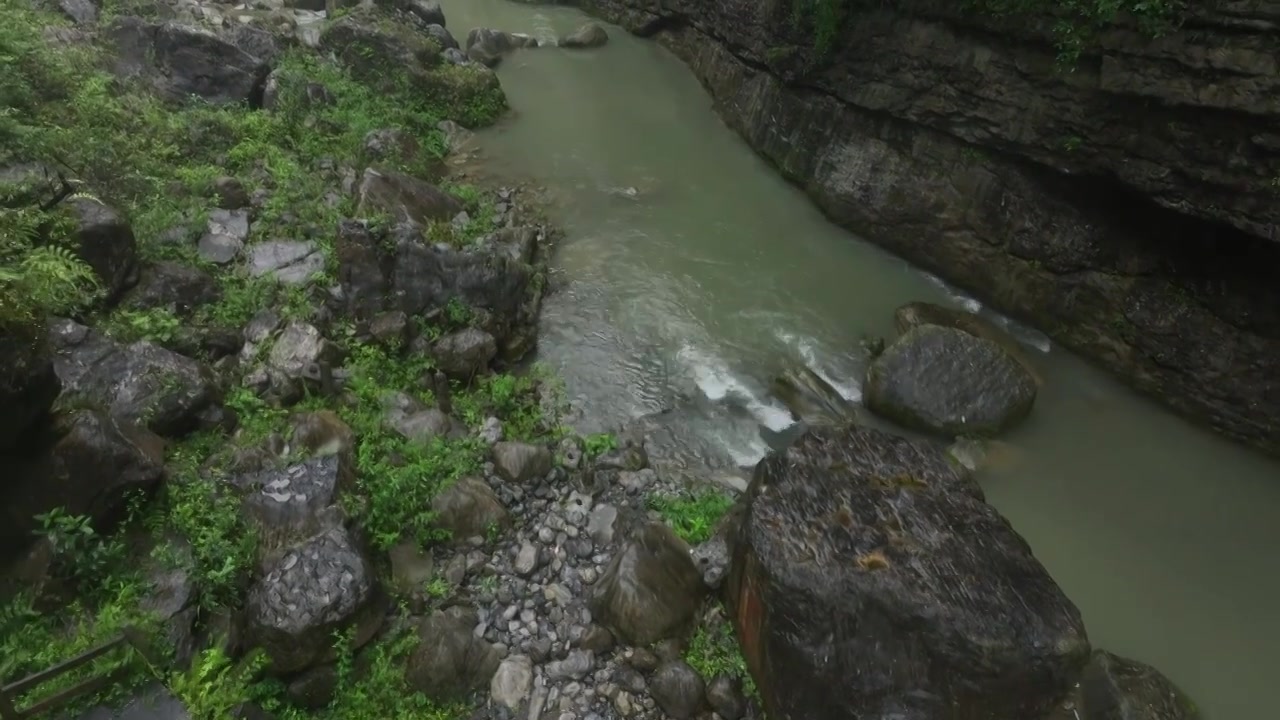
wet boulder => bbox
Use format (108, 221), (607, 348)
(108, 17), (277, 106)
(404, 0), (446, 27)
(2, 410), (164, 558)
(245, 527), (382, 674)
(319, 10), (440, 87)
(726, 424), (1090, 720)
(382, 391), (456, 443)
(590, 522), (706, 646)
(333, 219), (389, 321)
(63, 196), (139, 304)
(432, 327), (497, 378)
(404, 606), (501, 700)
(431, 476), (510, 540)
(559, 22), (609, 49)
(424, 24), (459, 51)
(356, 168), (463, 226)
(465, 28), (538, 67)
(492, 441), (552, 483)
(705, 675), (748, 720)
(865, 324), (1038, 437)
(770, 364), (859, 426)
(124, 261), (221, 315)
(1074, 650), (1200, 720)
(49, 319), (223, 437)
(895, 301), (1043, 386)
(234, 454), (355, 550)
(0, 333), (60, 455)
(649, 660), (705, 719)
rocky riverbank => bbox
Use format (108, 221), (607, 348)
(0, 1), (1203, 720)
(570, 0), (1280, 458)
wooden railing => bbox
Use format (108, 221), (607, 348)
(0, 626), (159, 719)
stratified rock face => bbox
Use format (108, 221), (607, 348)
(2, 410), (165, 557)
(590, 522), (706, 646)
(865, 324), (1038, 437)
(575, 0), (1280, 456)
(245, 527), (381, 674)
(49, 319), (223, 438)
(726, 425), (1090, 720)
(1078, 651), (1201, 720)
(108, 17), (276, 105)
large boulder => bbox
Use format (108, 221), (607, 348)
(558, 23), (609, 49)
(108, 17), (277, 106)
(233, 455), (355, 551)
(1073, 650), (1200, 720)
(381, 391), (456, 443)
(590, 522), (706, 646)
(49, 319), (223, 437)
(770, 364), (859, 427)
(464, 28), (539, 67)
(355, 168), (463, 226)
(198, 208), (250, 265)
(248, 240), (325, 286)
(492, 441), (552, 483)
(727, 424), (1090, 720)
(431, 477), (509, 540)
(404, 606), (500, 700)
(894, 301), (1043, 386)
(244, 527), (382, 674)
(64, 196), (139, 304)
(0, 333), (60, 455)
(2, 409), (164, 557)
(431, 327), (497, 378)
(865, 324), (1037, 437)
(124, 261), (221, 315)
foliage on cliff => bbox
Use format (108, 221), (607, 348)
(792, 0), (1189, 63)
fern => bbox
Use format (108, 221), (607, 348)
(0, 205), (100, 328)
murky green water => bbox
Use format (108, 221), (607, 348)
(447, 1), (1280, 716)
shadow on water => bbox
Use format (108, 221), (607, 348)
(447, 1), (1280, 717)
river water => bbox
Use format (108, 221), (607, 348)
(447, 2), (1280, 717)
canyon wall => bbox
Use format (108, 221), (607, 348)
(577, 0), (1280, 455)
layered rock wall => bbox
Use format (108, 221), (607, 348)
(578, 0), (1280, 455)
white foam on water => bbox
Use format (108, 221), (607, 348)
(676, 342), (795, 432)
(921, 273), (1053, 353)
(775, 330), (864, 403)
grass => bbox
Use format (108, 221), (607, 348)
(684, 617), (758, 701)
(647, 488), (735, 545)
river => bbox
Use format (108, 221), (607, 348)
(447, 2), (1280, 717)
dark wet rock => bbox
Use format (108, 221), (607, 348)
(125, 261), (220, 315)
(865, 324), (1038, 437)
(108, 17), (276, 106)
(248, 241), (325, 286)
(432, 477), (510, 540)
(319, 10), (442, 88)
(286, 664), (339, 710)
(726, 424), (1089, 720)
(432, 327), (497, 378)
(490, 654), (533, 711)
(56, 0), (98, 25)
(382, 391), (455, 443)
(593, 438), (648, 472)
(49, 318), (222, 437)
(895, 301), (1043, 386)
(245, 527), (381, 674)
(424, 24), (459, 51)
(236, 454), (354, 549)
(771, 364), (859, 427)
(591, 522), (706, 646)
(63, 196), (139, 304)
(363, 128), (420, 164)
(1075, 650), (1200, 720)
(577, 624), (615, 654)
(405, 0), (446, 28)
(289, 410), (356, 459)
(465, 28), (538, 67)
(492, 441), (552, 483)
(0, 334), (60, 455)
(2, 409), (164, 558)
(213, 176), (250, 210)
(334, 221), (541, 359)
(559, 22), (609, 49)
(368, 310), (409, 346)
(198, 208), (250, 265)
(388, 540), (435, 594)
(404, 606), (500, 700)
(356, 168), (463, 225)
(437, 120), (474, 153)
(706, 674), (747, 720)
(649, 660), (705, 720)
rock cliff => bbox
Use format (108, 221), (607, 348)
(576, 0), (1280, 455)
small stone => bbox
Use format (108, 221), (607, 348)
(547, 649), (595, 680)
(706, 675), (747, 720)
(490, 654), (534, 711)
(514, 541), (539, 576)
(649, 661), (705, 719)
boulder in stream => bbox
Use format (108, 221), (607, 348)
(770, 364), (860, 427)
(108, 17), (277, 106)
(726, 424), (1090, 720)
(865, 324), (1037, 437)
(895, 301), (1043, 386)
(1068, 650), (1201, 720)
(465, 28), (539, 67)
(559, 22), (609, 49)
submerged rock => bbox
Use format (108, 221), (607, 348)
(865, 324), (1037, 437)
(245, 527), (381, 674)
(770, 364), (859, 426)
(1074, 650), (1201, 720)
(895, 301), (1043, 386)
(726, 424), (1089, 720)
(49, 319), (223, 437)
(465, 28), (539, 67)
(591, 522), (706, 646)
(559, 22), (609, 49)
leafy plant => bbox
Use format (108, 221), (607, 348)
(583, 432), (618, 459)
(35, 507), (127, 590)
(685, 617), (758, 700)
(171, 646), (268, 720)
(647, 489), (734, 545)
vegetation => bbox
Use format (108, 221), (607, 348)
(648, 488), (735, 545)
(684, 618), (758, 700)
(790, 0), (1190, 65)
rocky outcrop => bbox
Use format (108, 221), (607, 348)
(1072, 650), (1201, 720)
(108, 17), (277, 106)
(726, 424), (1090, 719)
(575, 0), (1280, 456)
